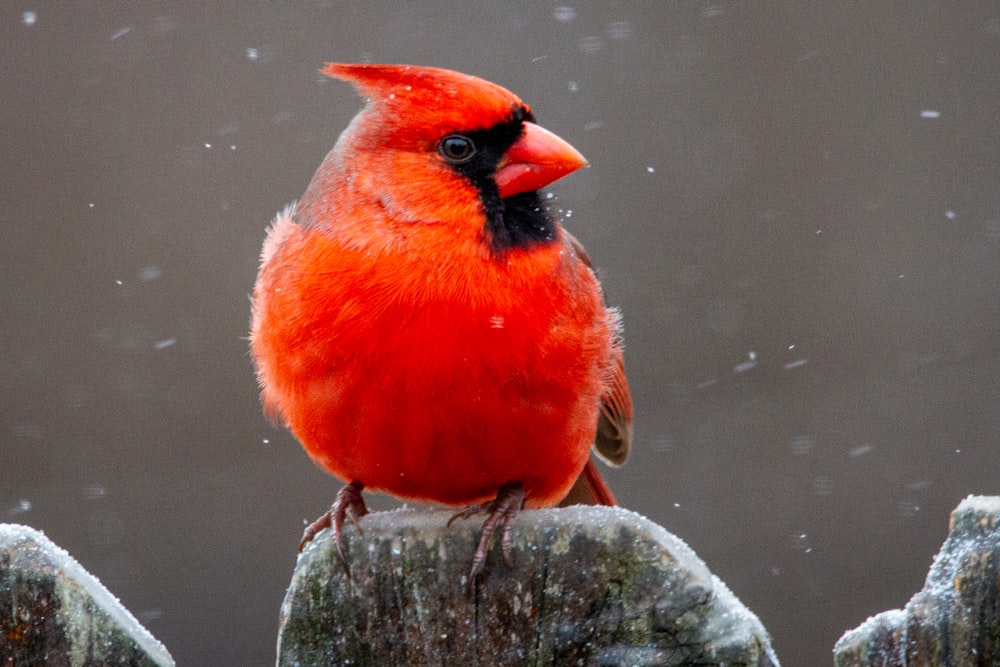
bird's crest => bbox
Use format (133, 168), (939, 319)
(320, 63), (528, 139)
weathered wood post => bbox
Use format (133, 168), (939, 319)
(0, 524), (175, 666)
(277, 505), (780, 666)
(835, 495), (1000, 667)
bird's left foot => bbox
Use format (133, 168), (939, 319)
(448, 482), (525, 581)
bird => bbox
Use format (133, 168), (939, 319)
(250, 63), (632, 579)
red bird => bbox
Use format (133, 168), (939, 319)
(251, 63), (632, 578)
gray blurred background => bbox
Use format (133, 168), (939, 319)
(3, 3), (998, 665)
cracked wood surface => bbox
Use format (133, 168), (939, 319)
(277, 505), (779, 666)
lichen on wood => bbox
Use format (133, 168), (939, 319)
(277, 505), (779, 666)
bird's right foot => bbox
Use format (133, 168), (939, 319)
(299, 480), (369, 576)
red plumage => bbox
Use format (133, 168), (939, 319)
(250, 64), (632, 574)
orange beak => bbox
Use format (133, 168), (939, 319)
(494, 122), (588, 199)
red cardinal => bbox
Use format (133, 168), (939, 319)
(251, 63), (632, 578)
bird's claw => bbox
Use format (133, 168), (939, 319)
(299, 481), (369, 578)
(448, 482), (525, 581)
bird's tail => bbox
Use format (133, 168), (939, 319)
(558, 458), (617, 507)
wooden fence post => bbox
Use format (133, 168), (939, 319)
(277, 505), (780, 666)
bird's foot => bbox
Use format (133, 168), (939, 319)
(299, 480), (369, 577)
(448, 482), (525, 581)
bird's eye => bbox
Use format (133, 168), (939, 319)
(439, 135), (476, 163)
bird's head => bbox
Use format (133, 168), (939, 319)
(300, 63), (588, 254)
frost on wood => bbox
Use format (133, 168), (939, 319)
(277, 505), (780, 666)
(0, 523), (174, 666)
(835, 495), (1000, 667)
